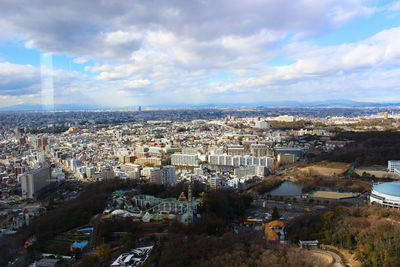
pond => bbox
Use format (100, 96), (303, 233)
(267, 181), (304, 196)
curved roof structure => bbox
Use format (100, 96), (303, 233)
(373, 182), (400, 197)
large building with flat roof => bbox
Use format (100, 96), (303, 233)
(370, 182), (400, 209)
(274, 147), (304, 161)
(20, 167), (51, 199)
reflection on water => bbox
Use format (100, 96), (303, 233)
(267, 181), (304, 196)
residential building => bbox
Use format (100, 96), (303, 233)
(171, 154), (201, 166)
(388, 160), (400, 173)
(20, 167), (51, 199)
(162, 166), (177, 185)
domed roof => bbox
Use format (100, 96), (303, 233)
(373, 182), (400, 197)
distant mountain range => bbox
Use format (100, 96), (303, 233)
(1, 100), (400, 111)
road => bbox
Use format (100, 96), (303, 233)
(310, 249), (346, 267)
(327, 249), (346, 267)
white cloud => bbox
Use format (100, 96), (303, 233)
(390, 1), (400, 11)
(0, 0), (373, 61)
(0, 62), (39, 95)
(2, 0), (400, 106)
(120, 79), (151, 89)
(73, 57), (88, 64)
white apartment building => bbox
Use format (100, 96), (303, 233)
(388, 160), (400, 173)
(171, 154), (201, 166)
(254, 121), (271, 129)
(234, 165), (267, 178)
(208, 155), (274, 168)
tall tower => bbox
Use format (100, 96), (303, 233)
(187, 184), (193, 223)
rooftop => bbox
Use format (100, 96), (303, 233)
(373, 182), (400, 197)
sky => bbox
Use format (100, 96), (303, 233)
(1, 0), (400, 108)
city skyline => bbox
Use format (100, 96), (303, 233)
(1, 0), (400, 108)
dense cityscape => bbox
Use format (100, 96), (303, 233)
(2, 0), (400, 266)
(0, 108), (399, 266)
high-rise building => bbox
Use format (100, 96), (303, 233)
(39, 136), (48, 151)
(70, 159), (78, 171)
(162, 166), (177, 185)
(86, 167), (95, 178)
(388, 160), (400, 173)
(209, 177), (221, 190)
(142, 167), (162, 184)
(20, 167), (51, 199)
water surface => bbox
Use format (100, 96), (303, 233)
(267, 181), (304, 196)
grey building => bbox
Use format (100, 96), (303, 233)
(20, 167), (51, 199)
(162, 166), (177, 185)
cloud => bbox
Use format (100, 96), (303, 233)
(73, 57), (89, 64)
(389, 1), (400, 11)
(0, 62), (40, 96)
(0, 0), (373, 61)
(2, 0), (399, 106)
(207, 26), (400, 100)
(0, 60), (115, 108)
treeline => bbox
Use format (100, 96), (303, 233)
(25, 126), (69, 134)
(169, 189), (252, 236)
(332, 131), (400, 143)
(295, 176), (369, 193)
(147, 233), (315, 267)
(138, 181), (207, 199)
(145, 190), (297, 266)
(313, 131), (400, 166)
(0, 180), (249, 266)
(268, 120), (311, 130)
(287, 205), (400, 266)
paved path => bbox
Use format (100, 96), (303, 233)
(310, 249), (346, 267)
(326, 250), (346, 267)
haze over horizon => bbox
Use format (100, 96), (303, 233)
(1, 0), (400, 108)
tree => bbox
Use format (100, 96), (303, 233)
(79, 255), (98, 267)
(96, 243), (111, 259)
(119, 232), (136, 250)
(46, 196), (55, 210)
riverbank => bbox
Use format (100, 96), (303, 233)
(250, 176), (285, 195)
(292, 176), (370, 193)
